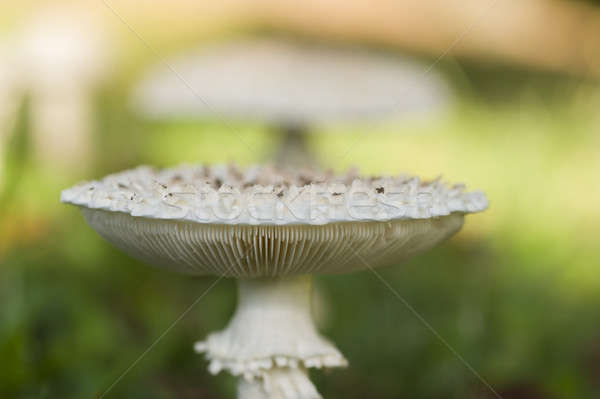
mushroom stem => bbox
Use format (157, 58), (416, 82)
(274, 124), (316, 168)
(195, 275), (347, 398)
(237, 366), (320, 399)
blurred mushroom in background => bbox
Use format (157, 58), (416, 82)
(16, 6), (113, 172)
(131, 38), (451, 167)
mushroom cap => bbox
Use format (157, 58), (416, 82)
(62, 164), (487, 277)
(131, 39), (450, 125)
(17, 7), (110, 90)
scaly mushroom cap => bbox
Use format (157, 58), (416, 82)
(62, 164), (487, 277)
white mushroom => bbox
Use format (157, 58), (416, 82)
(131, 39), (451, 166)
(16, 7), (112, 169)
(61, 163), (487, 398)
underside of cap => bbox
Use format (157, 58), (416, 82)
(82, 208), (463, 277)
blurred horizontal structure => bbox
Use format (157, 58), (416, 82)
(56, 0), (600, 77)
(251, 0), (600, 76)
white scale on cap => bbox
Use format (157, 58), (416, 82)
(61, 164), (487, 225)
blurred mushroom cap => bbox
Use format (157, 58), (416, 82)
(132, 39), (451, 125)
(17, 7), (111, 90)
(62, 164), (487, 277)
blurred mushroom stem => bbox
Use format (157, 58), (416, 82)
(274, 124), (317, 169)
(195, 275), (347, 399)
(31, 89), (93, 169)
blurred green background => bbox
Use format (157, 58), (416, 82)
(1, 1), (600, 398)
